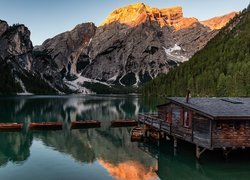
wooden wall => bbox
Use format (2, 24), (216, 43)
(212, 120), (250, 148)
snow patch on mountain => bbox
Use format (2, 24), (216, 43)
(163, 44), (189, 63)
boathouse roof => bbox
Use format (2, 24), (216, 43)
(166, 97), (250, 120)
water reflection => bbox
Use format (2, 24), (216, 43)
(0, 132), (32, 167)
(99, 160), (157, 180)
(0, 95), (156, 124)
(0, 128), (158, 179)
(1, 95), (250, 180)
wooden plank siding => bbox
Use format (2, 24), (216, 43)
(212, 120), (250, 148)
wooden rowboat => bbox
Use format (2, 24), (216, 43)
(71, 120), (101, 129)
(130, 126), (144, 141)
(0, 123), (23, 132)
(29, 122), (63, 130)
(149, 130), (160, 140)
(111, 120), (138, 127)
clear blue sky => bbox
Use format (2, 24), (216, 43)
(0, 0), (249, 45)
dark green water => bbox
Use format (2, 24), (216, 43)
(0, 95), (250, 180)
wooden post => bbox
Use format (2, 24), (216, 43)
(196, 145), (206, 160)
(223, 148), (232, 159)
(174, 137), (178, 148)
(196, 145), (200, 160)
(174, 137), (178, 156)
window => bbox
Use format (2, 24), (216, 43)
(246, 120), (250, 128)
(234, 121), (241, 130)
(184, 111), (189, 127)
(229, 121), (234, 128)
(216, 121), (222, 130)
(180, 109), (192, 128)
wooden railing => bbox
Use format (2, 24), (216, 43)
(138, 113), (192, 136)
(138, 113), (171, 132)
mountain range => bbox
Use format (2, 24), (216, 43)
(142, 6), (250, 97)
(0, 3), (237, 94)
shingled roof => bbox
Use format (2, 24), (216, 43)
(167, 97), (250, 120)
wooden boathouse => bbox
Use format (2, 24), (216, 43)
(138, 97), (250, 159)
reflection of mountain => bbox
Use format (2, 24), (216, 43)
(99, 160), (157, 180)
(32, 127), (158, 179)
(33, 127), (157, 165)
(34, 130), (95, 163)
(0, 132), (32, 166)
(0, 95), (159, 179)
(0, 95), (155, 125)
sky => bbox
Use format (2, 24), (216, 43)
(0, 0), (249, 45)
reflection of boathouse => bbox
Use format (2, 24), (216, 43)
(138, 97), (250, 159)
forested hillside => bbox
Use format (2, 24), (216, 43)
(142, 6), (250, 97)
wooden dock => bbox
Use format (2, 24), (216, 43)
(0, 123), (23, 132)
(111, 120), (138, 127)
(138, 113), (211, 159)
(71, 120), (101, 129)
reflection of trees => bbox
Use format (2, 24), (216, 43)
(0, 132), (32, 167)
(0, 95), (148, 125)
(34, 130), (95, 163)
(32, 126), (157, 172)
(0, 95), (161, 173)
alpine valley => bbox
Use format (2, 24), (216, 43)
(0, 3), (237, 95)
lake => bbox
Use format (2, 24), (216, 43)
(0, 95), (250, 180)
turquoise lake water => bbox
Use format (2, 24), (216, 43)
(0, 95), (250, 180)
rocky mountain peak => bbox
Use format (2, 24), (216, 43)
(101, 3), (198, 30)
(201, 12), (238, 30)
(36, 22), (96, 74)
(0, 20), (9, 37)
(0, 23), (33, 70)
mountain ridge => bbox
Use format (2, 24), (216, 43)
(142, 8), (250, 97)
(0, 3), (238, 94)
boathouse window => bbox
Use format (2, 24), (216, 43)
(180, 109), (192, 128)
(229, 120), (234, 128)
(246, 120), (250, 128)
(184, 111), (189, 127)
(216, 121), (222, 130)
(234, 121), (241, 130)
